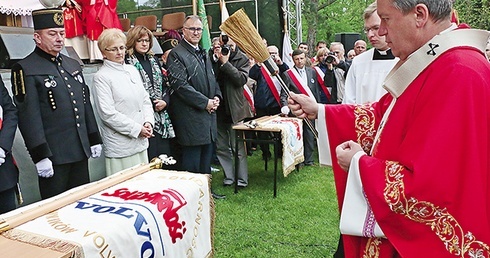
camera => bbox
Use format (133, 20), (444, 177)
(221, 35), (230, 55)
(325, 52), (336, 64)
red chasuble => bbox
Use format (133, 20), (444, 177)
(79, 0), (122, 41)
(63, 8), (84, 38)
(321, 29), (490, 257)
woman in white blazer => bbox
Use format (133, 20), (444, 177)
(92, 28), (154, 176)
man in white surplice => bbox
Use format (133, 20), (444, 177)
(343, 2), (398, 104)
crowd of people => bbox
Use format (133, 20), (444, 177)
(288, 0), (490, 256)
(1, 0), (490, 256)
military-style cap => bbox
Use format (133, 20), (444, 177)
(32, 8), (64, 30)
(161, 38), (179, 53)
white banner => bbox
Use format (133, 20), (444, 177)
(2, 170), (213, 258)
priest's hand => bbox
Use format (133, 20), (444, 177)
(336, 140), (364, 172)
(287, 92), (318, 120)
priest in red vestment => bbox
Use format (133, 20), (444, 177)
(65, 0), (122, 62)
(288, 0), (490, 257)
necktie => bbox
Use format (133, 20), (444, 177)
(196, 48), (205, 62)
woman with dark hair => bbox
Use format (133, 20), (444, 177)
(125, 25), (175, 162)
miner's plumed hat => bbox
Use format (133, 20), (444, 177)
(161, 39), (179, 53)
(32, 8), (64, 30)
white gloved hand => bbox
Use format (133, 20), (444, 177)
(0, 148), (5, 166)
(36, 158), (54, 178)
(90, 144), (102, 158)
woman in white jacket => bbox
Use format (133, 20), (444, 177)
(92, 28), (154, 175)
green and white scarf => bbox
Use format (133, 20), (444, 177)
(127, 54), (175, 139)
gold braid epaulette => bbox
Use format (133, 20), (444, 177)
(12, 69), (25, 97)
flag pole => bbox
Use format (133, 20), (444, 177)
(282, 0), (288, 34)
(193, 0), (197, 15)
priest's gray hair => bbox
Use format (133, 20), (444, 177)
(392, 0), (453, 23)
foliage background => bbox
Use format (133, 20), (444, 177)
(454, 0), (490, 30)
(116, 0), (490, 57)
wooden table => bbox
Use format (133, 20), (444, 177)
(233, 115), (302, 197)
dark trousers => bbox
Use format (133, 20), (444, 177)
(0, 186), (17, 213)
(147, 132), (171, 160)
(243, 117), (257, 154)
(303, 119), (316, 165)
(147, 132), (178, 170)
(38, 159), (90, 199)
(181, 143), (213, 174)
(333, 235), (345, 258)
(169, 138), (182, 171)
(255, 106), (281, 157)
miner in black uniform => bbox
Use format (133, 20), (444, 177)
(0, 77), (19, 213)
(11, 8), (102, 200)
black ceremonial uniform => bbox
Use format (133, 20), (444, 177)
(11, 47), (102, 199)
(0, 78), (19, 213)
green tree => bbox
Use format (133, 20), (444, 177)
(117, 0), (137, 13)
(454, 0), (490, 30)
(301, 0), (369, 56)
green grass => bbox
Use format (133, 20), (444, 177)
(210, 148), (340, 258)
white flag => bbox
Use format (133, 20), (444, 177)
(282, 31), (294, 68)
(220, 0), (229, 23)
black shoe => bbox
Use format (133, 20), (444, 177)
(212, 192), (226, 199)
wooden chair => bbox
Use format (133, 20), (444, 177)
(134, 15), (158, 32)
(207, 15), (212, 30)
(161, 12), (186, 32)
(119, 18), (131, 32)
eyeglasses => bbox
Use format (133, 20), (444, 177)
(105, 46), (127, 52)
(364, 25), (380, 34)
(136, 38), (151, 43)
(185, 27), (203, 33)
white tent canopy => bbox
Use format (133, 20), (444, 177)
(0, 0), (44, 16)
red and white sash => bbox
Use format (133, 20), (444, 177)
(313, 66), (331, 102)
(286, 68), (316, 101)
(260, 66), (281, 105)
(243, 84), (255, 113)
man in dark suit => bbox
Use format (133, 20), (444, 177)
(0, 78), (19, 213)
(11, 8), (102, 200)
(167, 15), (225, 199)
(249, 45), (289, 160)
(280, 49), (321, 166)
